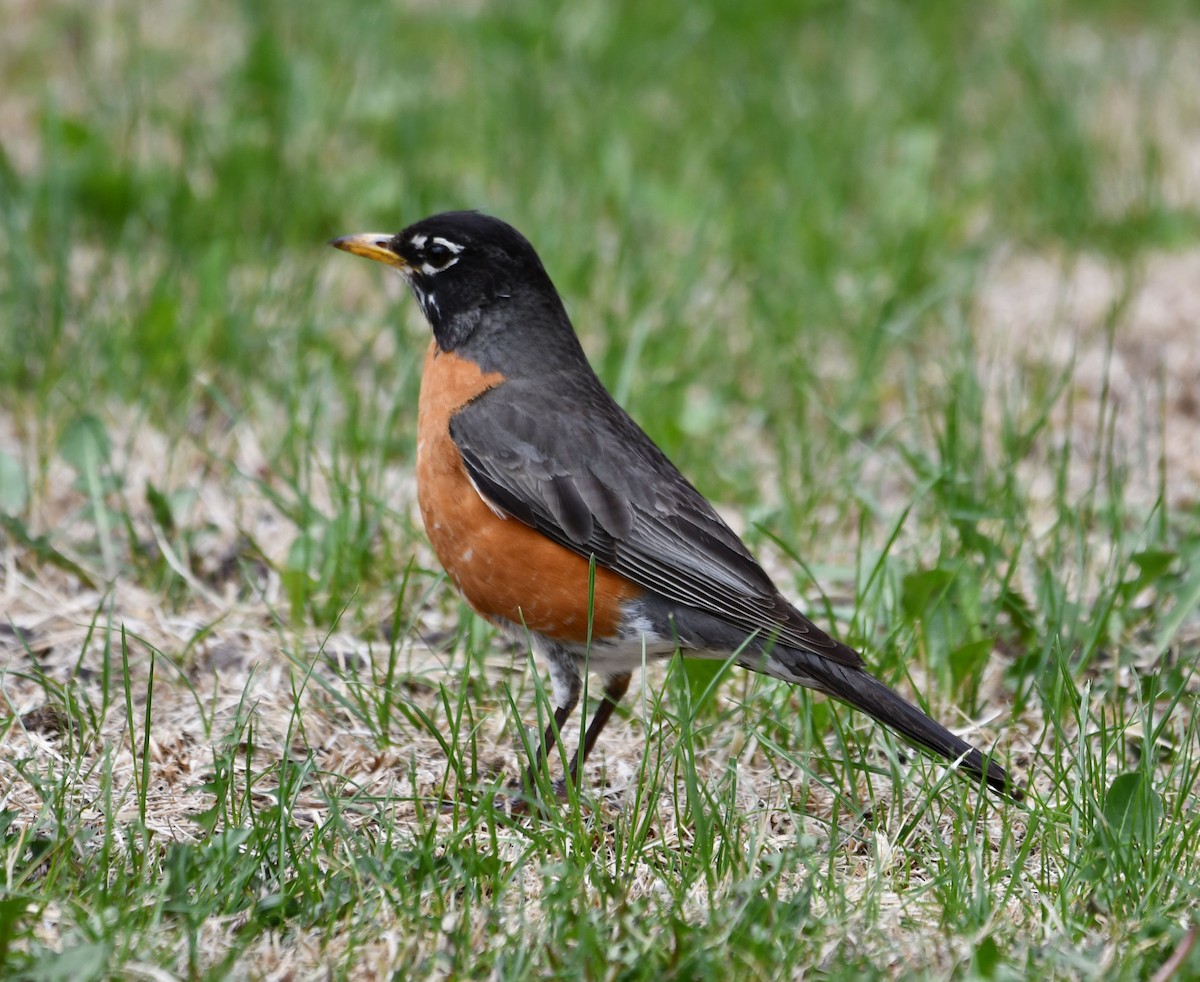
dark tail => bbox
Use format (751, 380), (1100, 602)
(805, 660), (1022, 800)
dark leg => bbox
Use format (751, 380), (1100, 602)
(506, 644), (581, 811)
(567, 671), (632, 784)
(518, 700), (577, 795)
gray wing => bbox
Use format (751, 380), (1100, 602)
(450, 375), (862, 667)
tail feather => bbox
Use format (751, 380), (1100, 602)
(802, 659), (1022, 800)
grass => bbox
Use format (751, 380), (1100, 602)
(3, 0), (1200, 978)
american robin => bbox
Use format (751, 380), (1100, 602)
(332, 211), (1020, 804)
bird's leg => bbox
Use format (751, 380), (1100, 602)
(522, 701), (576, 791)
(567, 671), (632, 784)
(506, 645), (581, 812)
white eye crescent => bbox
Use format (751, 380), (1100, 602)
(420, 236), (464, 274)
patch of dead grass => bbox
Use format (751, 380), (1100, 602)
(976, 246), (1200, 511)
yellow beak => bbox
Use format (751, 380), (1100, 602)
(329, 233), (410, 271)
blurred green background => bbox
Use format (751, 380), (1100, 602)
(7, 0), (1196, 432)
(6, 0), (1197, 615)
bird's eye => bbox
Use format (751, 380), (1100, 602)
(426, 242), (453, 266)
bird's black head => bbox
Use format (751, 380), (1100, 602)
(332, 211), (559, 351)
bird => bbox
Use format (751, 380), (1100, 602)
(331, 211), (1021, 806)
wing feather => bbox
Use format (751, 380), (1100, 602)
(450, 377), (860, 666)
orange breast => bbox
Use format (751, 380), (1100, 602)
(415, 341), (640, 644)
